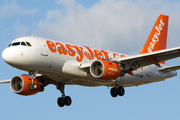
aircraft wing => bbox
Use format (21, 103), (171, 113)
(113, 46), (180, 70)
(0, 79), (11, 84)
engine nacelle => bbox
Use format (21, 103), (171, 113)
(90, 60), (121, 80)
(10, 75), (41, 96)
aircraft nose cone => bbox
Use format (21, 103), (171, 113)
(2, 48), (14, 63)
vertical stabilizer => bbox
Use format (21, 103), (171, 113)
(139, 14), (169, 64)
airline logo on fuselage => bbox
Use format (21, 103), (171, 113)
(46, 40), (126, 62)
(147, 19), (165, 52)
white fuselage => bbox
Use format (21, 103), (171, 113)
(2, 37), (177, 87)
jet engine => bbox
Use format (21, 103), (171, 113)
(10, 75), (43, 96)
(90, 60), (121, 80)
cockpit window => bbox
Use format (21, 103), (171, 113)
(8, 41), (32, 47)
(8, 43), (12, 47)
(12, 42), (20, 46)
(21, 42), (27, 46)
(26, 42), (32, 46)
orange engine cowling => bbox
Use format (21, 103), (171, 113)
(90, 60), (121, 80)
(10, 75), (41, 96)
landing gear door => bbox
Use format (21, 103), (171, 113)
(37, 38), (48, 56)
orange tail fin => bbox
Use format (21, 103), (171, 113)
(139, 14), (169, 64)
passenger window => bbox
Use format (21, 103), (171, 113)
(12, 42), (20, 46)
(21, 42), (27, 46)
(52, 46), (56, 50)
(26, 42), (32, 46)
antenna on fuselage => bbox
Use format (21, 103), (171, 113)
(31, 34), (33, 37)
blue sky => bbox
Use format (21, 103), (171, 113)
(1, 0), (180, 120)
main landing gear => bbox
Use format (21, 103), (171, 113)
(56, 82), (72, 107)
(110, 86), (125, 97)
(110, 79), (125, 97)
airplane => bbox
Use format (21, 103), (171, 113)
(1, 14), (180, 107)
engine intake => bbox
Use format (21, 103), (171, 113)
(90, 60), (121, 80)
(10, 75), (42, 96)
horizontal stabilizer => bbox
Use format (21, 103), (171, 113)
(113, 46), (180, 70)
(159, 65), (180, 72)
(0, 79), (11, 84)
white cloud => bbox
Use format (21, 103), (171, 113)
(36, 0), (180, 54)
(0, 0), (37, 19)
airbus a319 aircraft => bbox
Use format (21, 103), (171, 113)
(1, 14), (180, 107)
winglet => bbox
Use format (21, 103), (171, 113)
(139, 14), (169, 64)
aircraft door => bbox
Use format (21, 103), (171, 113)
(37, 38), (48, 56)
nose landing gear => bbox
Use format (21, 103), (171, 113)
(28, 71), (38, 90)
